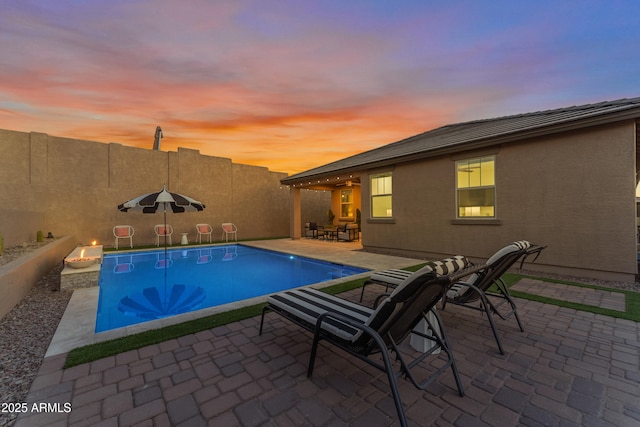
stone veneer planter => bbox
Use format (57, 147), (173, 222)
(60, 245), (103, 289)
(60, 245), (103, 290)
(0, 235), (77, 319)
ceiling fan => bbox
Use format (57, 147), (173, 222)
(336, 180), (361, 187)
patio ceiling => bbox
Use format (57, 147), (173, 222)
(289, 174), (362, 191)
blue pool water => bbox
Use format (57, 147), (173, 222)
(96, 245), (368, 332)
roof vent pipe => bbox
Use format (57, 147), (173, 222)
(153, 126), (163, 150)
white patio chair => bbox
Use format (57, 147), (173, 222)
(113, 225), (134, 249)
(196, 223), (213, 243)
(154, 224), (173, 246)
(221, 223), (237, 242)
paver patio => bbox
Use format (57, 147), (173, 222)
(10, 240), (640, 426)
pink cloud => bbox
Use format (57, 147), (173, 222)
(1, 1), (639, 175)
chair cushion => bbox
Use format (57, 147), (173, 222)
(198, 225), (210, 233)
(362, 259), (469, 341)
(390, 256), (470, 301)
(369, 256), (470, 288)
(267, 288), (373, 341)
(115, 227), (130, 237)
(369, 269), (412, 286)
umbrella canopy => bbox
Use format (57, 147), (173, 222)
(118, 185), (205, 214)
(117, 185), (205, 256)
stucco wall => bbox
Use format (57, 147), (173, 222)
(301, 189), (333, 229)
(361, 121), (638, 281)
(0, 236), (77, 319)
(0, 129), (327, 248)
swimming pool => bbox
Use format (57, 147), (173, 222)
(96, 245), (368, 332)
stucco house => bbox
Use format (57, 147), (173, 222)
(282, 97), (640, 282)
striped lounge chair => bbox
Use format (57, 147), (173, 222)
(259, 256), (476, 427)
(442, 241), (545, 354)
(362, 241), (545, 354)
(359, 255), (469, 302)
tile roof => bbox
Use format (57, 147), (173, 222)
(283, 96), (640, 184)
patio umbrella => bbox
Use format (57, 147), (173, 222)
(117, 185), (205, 215)
(117, 185), (205, 250)
(117, 186), (206, 323)
(118, 184), (205, 284)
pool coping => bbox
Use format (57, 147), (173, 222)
(46, 239), (420, 356)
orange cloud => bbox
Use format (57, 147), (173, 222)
(1, 1), (638, 175)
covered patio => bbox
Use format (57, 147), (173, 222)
(285, 175), (363, 240)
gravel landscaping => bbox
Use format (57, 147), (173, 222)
(0, 243), (72, 427)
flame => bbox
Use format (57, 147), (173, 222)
(91, 240), (97, 246)
(80, 248), (85, 258)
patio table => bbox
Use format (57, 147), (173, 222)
(323, 229), (338, 241)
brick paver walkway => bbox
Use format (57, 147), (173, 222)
(11, 283), (640, 427)
(512, 278), (627, 311)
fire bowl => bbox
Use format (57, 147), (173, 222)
(66, 258), (96, 269)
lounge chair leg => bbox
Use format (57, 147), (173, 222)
(307, 328), (322, 378)
(501, 285), (525, 332)
(309, 316), (409, 427)
(359, 284), (367, 302)
(259, 306), (270, 335)
(432, 312), (465, 397)
(399, 310), (465, 397)
(514, 308), (525, 332)
(494, 279), (525, 333)
(378, 335), (409, 427)
(480, 298), (505, 355)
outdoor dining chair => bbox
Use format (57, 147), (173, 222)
(195, 223), (213, 243)
(113, 225), (134, 250)
(260, 256), (478, 427)
(154, 224), (173, 246)
(221, 223), (237, 242)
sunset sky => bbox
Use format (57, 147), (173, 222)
(1, 0), (639, 175)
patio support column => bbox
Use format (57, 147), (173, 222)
(290, 186), (301, 239)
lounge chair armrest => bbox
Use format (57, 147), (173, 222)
(373, 293), (391, 308)
(312, 311), (386, 349)
(520, 244), (546, 268)
(446, 280), (492, 305)
(447, 263), (487, 283)
(314, 310), (368, 332)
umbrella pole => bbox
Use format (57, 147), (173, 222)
(163, 203), (168, 312)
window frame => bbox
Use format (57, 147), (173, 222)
(340, 188), (354, 219)
(370, 172), (393, 219)
(455, 156), (496, 219)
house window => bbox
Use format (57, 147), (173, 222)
(456, 156), (495, 218)
(340, 189), (354, 218)
(371, 173), (392, 218)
